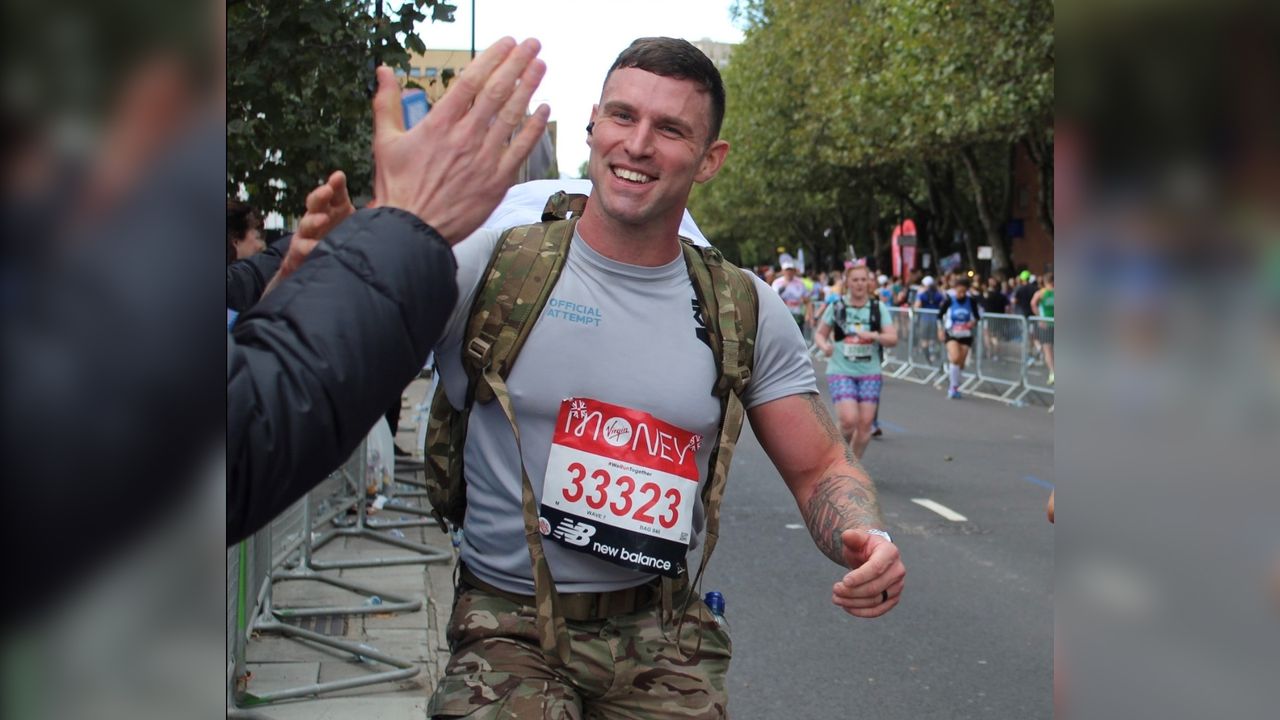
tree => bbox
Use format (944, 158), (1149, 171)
(227, 1), (454, 218)
(705, 0), (1052, 271)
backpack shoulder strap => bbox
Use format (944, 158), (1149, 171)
(459, 215), (578, 666)
(868, 297), (881, 333)
(671, 239), (758, 644)
(462, 217), (576, 404)
(680, 240), (757, 397)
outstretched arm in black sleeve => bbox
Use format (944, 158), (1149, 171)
(226, 208), (457, 544)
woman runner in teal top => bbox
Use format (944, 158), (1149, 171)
(814, 264), (898, 458)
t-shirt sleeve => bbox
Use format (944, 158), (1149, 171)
(742, 272), (818, 409)
(434, 227), (505, 408)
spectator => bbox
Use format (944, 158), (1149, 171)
(226, 200), (264, 264)
(1014, 269), (1039, 318)
(914, 275), (945, 310)
(983, 276), (1010, 314)
(228, 37), (551, 543)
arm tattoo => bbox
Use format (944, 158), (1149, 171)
(804, 476), (883, 566)
(800, 394), (882, 565)
(803, 393), (866, 476)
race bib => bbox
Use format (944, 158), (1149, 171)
(539, 398), (701, 577)
(840, 315), (875, 361)
(841, 337), (875, 362)
(949, 307), (974, 338)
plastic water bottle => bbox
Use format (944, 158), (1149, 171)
(365, 595), (383, 606)
(704, 591), (726, 628)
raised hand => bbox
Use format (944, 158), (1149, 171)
(371, 37), (550, 243)
(263, 170), (355, 295)
(830, 529), (905, 618)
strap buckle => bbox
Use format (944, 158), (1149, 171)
(466, 336), (493, 368)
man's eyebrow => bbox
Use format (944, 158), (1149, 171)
(601, 100), (636, 115)
(601, 100), (695, 135)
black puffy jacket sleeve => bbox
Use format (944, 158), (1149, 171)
(226, 235), (291, 312)
(226, 208), (458, 544)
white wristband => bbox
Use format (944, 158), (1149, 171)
(865, 529), (893, 544)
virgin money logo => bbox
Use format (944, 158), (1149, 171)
(602, 417), (633, 447)
(538, 516), (551, 536)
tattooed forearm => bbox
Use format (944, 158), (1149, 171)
(803, 475), (883, 566)
(796, 392), (883, 564)
(803, 393), (867, 475)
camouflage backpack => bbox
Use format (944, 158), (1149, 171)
(421, 191), (758, 664)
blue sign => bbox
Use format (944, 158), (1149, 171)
(402, 91), (430, 129)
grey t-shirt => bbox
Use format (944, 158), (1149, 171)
(436, 226), (816, 594)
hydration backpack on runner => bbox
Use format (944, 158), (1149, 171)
(421, 191), (759, 664)
(829, 296), (884, 361)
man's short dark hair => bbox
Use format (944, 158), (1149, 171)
(606, 37), (726, 143)
(227, 200), (262, 265)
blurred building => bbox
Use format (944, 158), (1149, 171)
(397, 48), (557, 181)
(691, 38), (734, 70)
(1009, 143), (1054, 274)
(395, 48), (471, 104)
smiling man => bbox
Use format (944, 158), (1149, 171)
(428, 37), (905, 719)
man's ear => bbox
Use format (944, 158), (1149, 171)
(586, 104), (599, 145)
(694, 139), (730, 183)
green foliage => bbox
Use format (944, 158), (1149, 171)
(697, 0), (1053, 271)
(227, 1), (453, 217)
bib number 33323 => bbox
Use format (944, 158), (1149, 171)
(539, 397), (701, 577)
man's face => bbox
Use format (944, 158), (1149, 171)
(235, 228), (265, 259)
(586, 68), (729, 229)
(782, 267), (796, 280)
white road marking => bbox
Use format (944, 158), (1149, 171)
(911, 498), (968, 522)
(785, 523), (804, 530)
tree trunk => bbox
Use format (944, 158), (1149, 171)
(1021, 133), (1054, 238)
(959, 146), (1010, 272)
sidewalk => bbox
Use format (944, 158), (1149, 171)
(240, 377), (453, 720)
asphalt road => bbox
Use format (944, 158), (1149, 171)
(703, 365), (1054, 719)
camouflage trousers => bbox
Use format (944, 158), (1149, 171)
(427, 583), (732, 719)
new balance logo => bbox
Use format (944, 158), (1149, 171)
(551, 519), (596, 547)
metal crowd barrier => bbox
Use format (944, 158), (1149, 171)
(1016, 315), (1055, 404)
(881, 307), (912, 377)
(227, 439), (445, 713)
(968, 312), (1028, 402)
(849, 306), (1056, 407)
(899, 308), (944, 383)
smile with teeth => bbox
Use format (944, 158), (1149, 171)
(612, 167), (654, 184)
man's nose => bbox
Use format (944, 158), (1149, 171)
(622, 121), (656, 158)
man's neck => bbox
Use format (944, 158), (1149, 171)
(575, 199), (683, 267)
(848, 292), (870, 306)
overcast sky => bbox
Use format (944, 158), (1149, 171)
(412, 0), (745, 177)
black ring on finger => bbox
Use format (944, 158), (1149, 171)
(881, 589), (889, 603)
